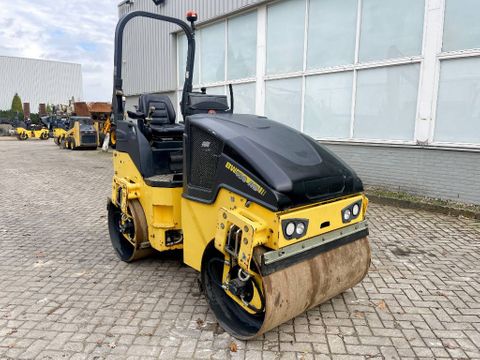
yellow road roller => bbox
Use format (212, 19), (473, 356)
(107, 8), (370, 339)
(53, 127), (67, 146)
(16, 124), (49, 141)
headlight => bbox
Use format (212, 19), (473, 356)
(295, 222), (306, 235)
(282, 219), (309, 240)
(352, 203), (360, 217)
(285, 222), (296, 237)
(342, 200), (362, 223)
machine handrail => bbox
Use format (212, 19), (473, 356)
(112, 11), (196, 121)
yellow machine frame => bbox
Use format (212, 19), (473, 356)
(112, 151), (369, 316)
(112, 152), (183, 251)
(112, 152), (368, 255)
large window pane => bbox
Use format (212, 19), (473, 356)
(233, 83), (256, 114)
(228, 12), (257, 80)
(201, 22), (225, 83)
(359, 0), (425, 62)
(304, 72), (353, 138)
(267, 0), (305, 74)
(307, 0), (357, 69)
(443, 0), (480, 51)
(265, 78), (302, 130)
(434, 58), (480, 144)
(178, 34), (199, 87)
(354, 64), (420, 140)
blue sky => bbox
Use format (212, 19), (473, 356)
(0, 0), (118, 101)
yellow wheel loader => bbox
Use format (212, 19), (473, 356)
(16, 124), (49, 141)
(60, 116), (99, 150)
(107, 8), (370, 340)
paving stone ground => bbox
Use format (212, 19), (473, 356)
(0, 138), (479, 360)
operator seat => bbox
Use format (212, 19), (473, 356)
(125, 94), (184, 184)
(137, 94), (184, 139)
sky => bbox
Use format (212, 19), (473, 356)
(0, 0), (118, 102)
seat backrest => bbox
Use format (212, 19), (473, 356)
(138, 94), (176, 126)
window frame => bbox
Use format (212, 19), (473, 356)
(176, 9), (258, 116)
(429, 0), (480, 148)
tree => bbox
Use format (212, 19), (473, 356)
(46, 104), (52, 114)
(11, 93), (23, 114)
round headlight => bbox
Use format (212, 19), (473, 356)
(352, 203), (360, 217)
(295, 222), (306, 236)
(343, 209), (352, 222)
(285, 222), (296, 237)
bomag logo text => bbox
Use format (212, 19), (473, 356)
(225, 162), (266, 196)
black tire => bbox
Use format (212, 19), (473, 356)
(18, 132), (28, 141)
(54, 137), (60, 146)
(201, 244), (265, 339)
(40, 132), (49, 140)
(107, 200), (152, 262)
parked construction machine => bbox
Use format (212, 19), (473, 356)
(48, 118), (69, 145)
(100, 115), (116, 150)
(53, 124), (68, 146)
(40, 115), (68, 144)
(73, 101), (115, 149)
(59, 116), (99, 150)
(16, 123), (49, 141)
(107, 6), (370, 339)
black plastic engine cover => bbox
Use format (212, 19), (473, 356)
(184, 114), (363, 210)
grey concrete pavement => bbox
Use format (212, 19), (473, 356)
(0, 139), (479, 359)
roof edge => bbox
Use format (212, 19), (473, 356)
(0, 55), (81, 67)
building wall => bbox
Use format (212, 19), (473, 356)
(326, 144), (480, 204)
(118, 0), (263, 95)
(119, 0), (480, 205)
(0, 56), (83, 112)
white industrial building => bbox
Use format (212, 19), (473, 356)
(118, 0), (480, 204)
(0, 56), (83, 112)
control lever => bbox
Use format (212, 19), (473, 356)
(146, 106), (156, 124)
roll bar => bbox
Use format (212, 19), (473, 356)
(112, 10), (197, 121)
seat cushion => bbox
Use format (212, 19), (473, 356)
(150, 123), (184, 138)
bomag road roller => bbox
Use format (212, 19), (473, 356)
(107, 7), (370, 340)
(53, 126), (68, 146)
(60, 116), (99, 150)
(44, 116), (69, 145)
(16, 123), (49, 141)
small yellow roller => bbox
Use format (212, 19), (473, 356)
(16, 126), (49, 141)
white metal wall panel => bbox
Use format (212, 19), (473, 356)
(0, 56), (83, 112)
(118, 0), (263, 95)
